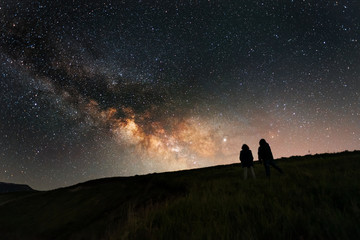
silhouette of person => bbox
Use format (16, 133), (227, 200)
(258, 139), (283, 177)
(239, 144), (256, 179)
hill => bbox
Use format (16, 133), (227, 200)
(0, 182), (34, 194)
(0, 151), (359, 239)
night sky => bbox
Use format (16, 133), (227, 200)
(1, 0), (359, 190)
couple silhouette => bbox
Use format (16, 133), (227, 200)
(239, 139), (283, 179)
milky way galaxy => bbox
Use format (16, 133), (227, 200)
(0, 0), (359, 189)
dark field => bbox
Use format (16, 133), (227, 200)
(0, 151), (359, 239)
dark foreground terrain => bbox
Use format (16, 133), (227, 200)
(0, 151), (359, 240)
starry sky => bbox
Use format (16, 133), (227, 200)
(0, 0), (359, 190)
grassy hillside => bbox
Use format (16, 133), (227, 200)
(0, 151), (359, 240)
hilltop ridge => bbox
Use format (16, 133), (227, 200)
(0, 182), (34, 193)
(0, 150), (359, 239)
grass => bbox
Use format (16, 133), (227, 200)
(0, 151), (359, 239)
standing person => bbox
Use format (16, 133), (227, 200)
(239, 144), (256, 179)
(258, 139), (283, 178)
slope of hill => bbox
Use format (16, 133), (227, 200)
(0, 182), (34, 193)
(0, 151), (359, 240)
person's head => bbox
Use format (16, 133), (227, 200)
(259, 139), (267, 146)
(242, 144), (249, 151)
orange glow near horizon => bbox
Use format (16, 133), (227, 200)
(82, 99), (229, 170)
(80, 98), (359, 175)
